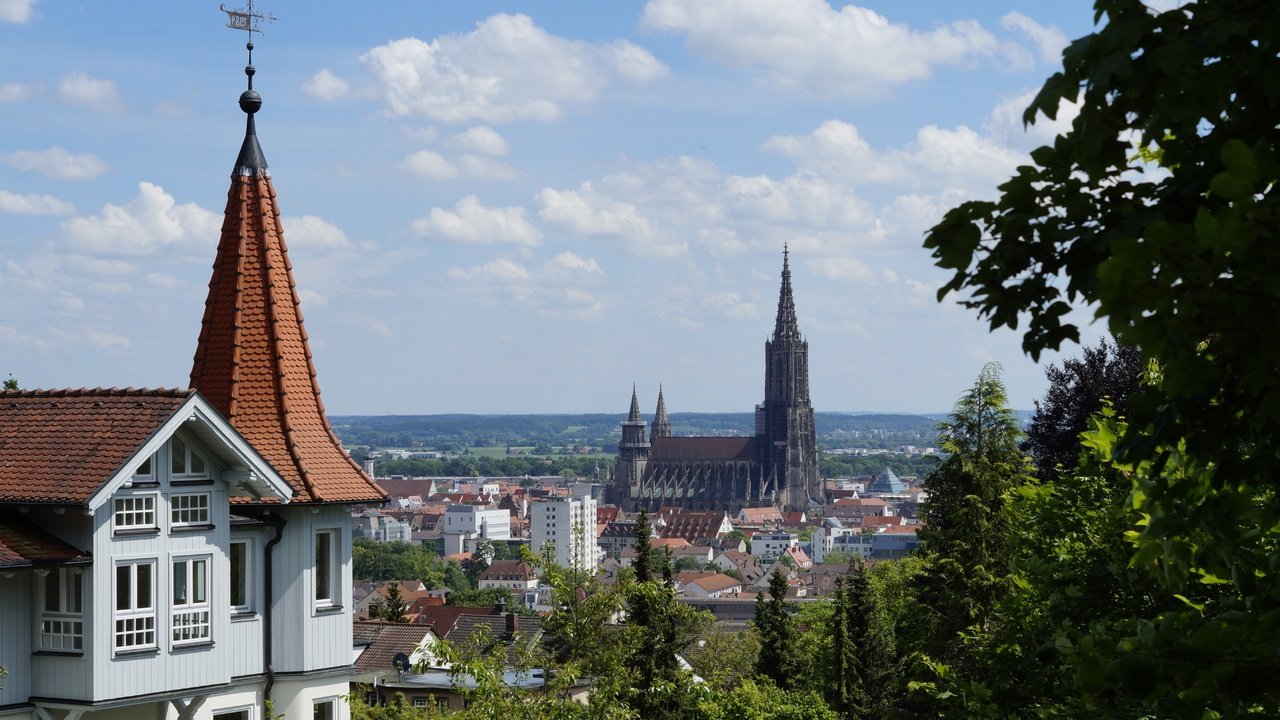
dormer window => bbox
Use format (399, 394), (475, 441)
(170, 437), (207, 478)
(114, 495), (157, 533)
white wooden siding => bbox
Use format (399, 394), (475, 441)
(0, 572), (32, 707)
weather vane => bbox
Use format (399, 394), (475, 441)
(221, 1), (275, 40)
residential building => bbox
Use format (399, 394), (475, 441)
(529, 492), (597, 574)
(441, 505), (511, 556)
(751, 532), (799, 561)
(0, 49), (385, 720)
(477, 561), (539, 592)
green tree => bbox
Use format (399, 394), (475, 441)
(754, 568), (797, 690)
(2, 376), (16, 391)
(686, 624), (761, 691)
(922, 0), (1280, 714)
(917, 363), (1032, 662)
(369, 582), (411, 623)
(838, 563), (896, 719)
(697, 680), (839, 720)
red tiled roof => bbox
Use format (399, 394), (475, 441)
(650, 436), (756, 461)
(0, 388), (191, 503)
(0, 514), (90, 568)
(687, 573), (742, 593)
(353, 621), (434, 674)
(480, 560), (536, 583)
(189, 171), (384, 504)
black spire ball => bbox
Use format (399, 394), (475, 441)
(239, 88), (262, 115)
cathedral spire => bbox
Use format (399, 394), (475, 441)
(189, 25), (382, 504)
(628, 384), (642, 422)
(773, 244), (800, 342)
(652, 384), (672, 439)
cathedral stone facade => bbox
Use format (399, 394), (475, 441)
(613, 250), (820, 513)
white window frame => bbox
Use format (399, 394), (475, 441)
(230, 537), (253, 614)
(314, 528), (340, 609)
(172, 555), (212, 646)
(312, 698), (336, 720)
(170, 492), (211, 528)
(212, 708), (253, 720)
(133, 453), (156, 481)
(38, 567), (84, 651)
(114, 559), (157, 652)
(114, 494), (158, 533)
(170, 436), (209, 479)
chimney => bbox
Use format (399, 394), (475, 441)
(495, 597), (507, 614)
(506, 610), (519, 638)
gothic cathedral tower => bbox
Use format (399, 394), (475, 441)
(758, 247), (819, 511)
(612, 385), (649, 511)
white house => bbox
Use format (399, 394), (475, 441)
(0, 55), (386, 720)
(751, 532), (799, 561)
(441, 505), (511, 556)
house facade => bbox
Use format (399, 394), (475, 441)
(0, 42), (384, 720)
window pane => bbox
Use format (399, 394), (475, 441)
(230, 542), (246, 607)
(193, 560), (207, 604)
(173, 561), (187, 604)
(44, 571), (60, 613)
(137, 456), (152, 476)
(315, 532), (331, 602)
(172, 437), (187, 474)
(191, 452), (205, 475)
(116, 566), (130, 610)
(137, 564), (152, 609)
(71, 570), (82, 613)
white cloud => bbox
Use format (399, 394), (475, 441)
(0, 82), (34, 102)
(61, 182), (221, 255)
(58, 71), (122, 111)
(145, 272), (179, 289)
(0, 0), (36, 23)
(360, 13), (667, 123)
(51, 293), (83, 313)
(400, 150), (458, 180)
(984, 91), (1082, 148)
(538, 183), (657, 241)
(282, 215), (352, 249)
(448, 257), (532, 282)
(6, 146), (109, 181)
(1000, 12), (1068, 65)
(85, 329), (130, 351)
(809, 256), (873, 282)
(541, 251), (604, 280)
(763, 120), (1025, 192)
(411, 195), (541, 246)
(64, 255), (136, 276)
(455, 154), (518, 181)
(297, 288), (329, 308)
(302, 69), (351, 101)
(449, 126), (509, 156)
(642, 0), (997, 97)
(703, 292), (758, 319)
(0, 190), (74, 215)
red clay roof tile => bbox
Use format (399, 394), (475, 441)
(0, 513), (91, 567)
(189, 171), (384, 504)
(0, 388), (191, 503)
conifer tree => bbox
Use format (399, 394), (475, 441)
(755, 567), (797, 689)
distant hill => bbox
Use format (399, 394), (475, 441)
(329, 412), (942, 451)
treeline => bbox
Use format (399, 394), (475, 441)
(819, 453), (940, 480)
(373, 454), (610, 479)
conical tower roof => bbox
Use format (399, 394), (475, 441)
(773, 245), (801, 342)
(652, 385), (672, 439)
(189, 46), (384, 504)
(627, 384), (642, 422)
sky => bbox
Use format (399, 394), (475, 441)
(0, 0), (1110, 415)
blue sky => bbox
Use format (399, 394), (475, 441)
(0, 0), (1105, 414)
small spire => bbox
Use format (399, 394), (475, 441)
(652, 384), (672, 439)
(628, 384), (642, 422)
(223, 2), (275, 174)
(773, 245), (800, 342)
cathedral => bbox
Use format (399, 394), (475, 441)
(613, 250), (820, 513)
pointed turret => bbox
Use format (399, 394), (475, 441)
(188, 41), (383, 504)
(773, 244), (801, 343)
(628, 384), (642, 422)
(651, 385), (672, 440)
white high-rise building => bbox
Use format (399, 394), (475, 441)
(529, 492), (597, 574)
(442, 505), (512, 556)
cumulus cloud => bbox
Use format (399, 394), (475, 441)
(703, 292), (758, 319)
(302, 69), (351, 101)
(399, 149), (459, 180)
(541, 251), (604, 280)
(61, 182), (221, 255)
(455, 154), (518, 181)
(449, 126), (510, 156)
(642, 0), (997, 97)
(763, 120), (1025, 192)
(282, 215), (352, 249)
(6, 146), (109, 181)
(58, 71), (123, 111)
(0, 0), (37, 23)
(63, 255), (136, 276)
(538, 183), (654, 239)
(360, 13), (667, 123)
(448, 257), (532, 282)
(448, 251), (607, 320)
(1000, 12), (1068, 64)
(0, 81), (34, 102)
(809, 256), (873, 282)
(0, 190), (74, 215)
(984, 90), (1082, 147)
(411, 195), (541, 246)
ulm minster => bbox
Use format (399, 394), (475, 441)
(4, 1), (1277, 720)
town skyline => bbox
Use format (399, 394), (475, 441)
(1, 1), (1102, 414)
